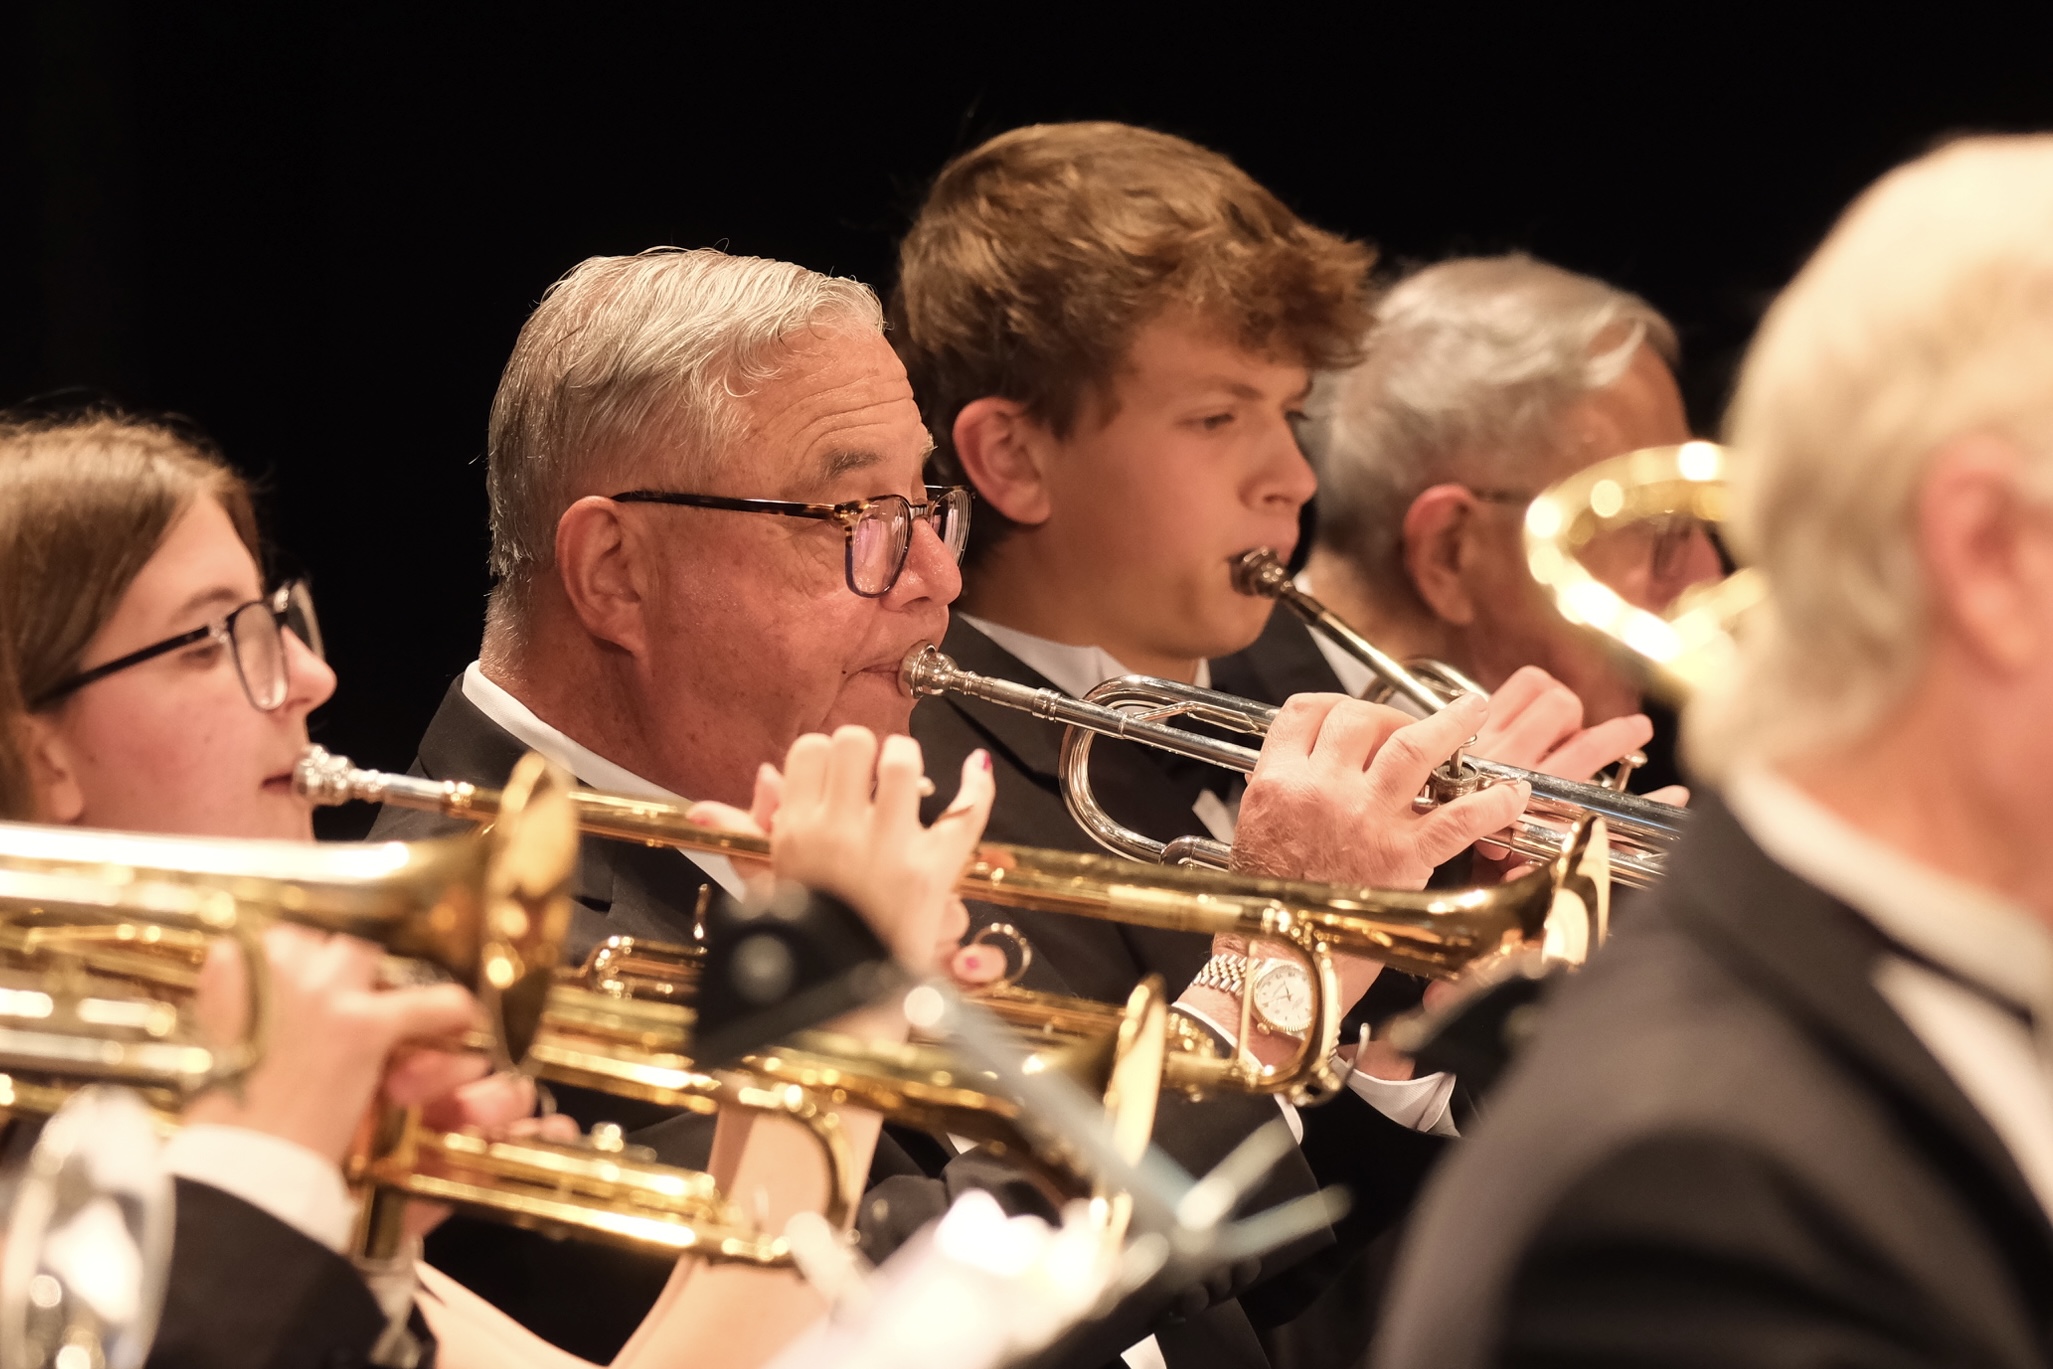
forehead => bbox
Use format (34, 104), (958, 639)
(1112, 315), (1311, 400)
(1557, 345), (1689, 471)
(724, 328), (932, 496)
(118, 496), (264, 628)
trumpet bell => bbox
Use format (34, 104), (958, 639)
(0, 751), (577, 1067)
(1523, 440), (1763, 704)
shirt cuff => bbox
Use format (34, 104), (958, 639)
(1345, 1068), (1460, 1137)
(1171, 1002), (1305, 1143)
(163, 1124), (358, 1253)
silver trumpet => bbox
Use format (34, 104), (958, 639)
(901, 629), (1678, 887)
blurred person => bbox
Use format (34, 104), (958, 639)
(1376, 136), (2053, 1367)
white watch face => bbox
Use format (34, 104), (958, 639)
(1250, 960), (1314, 1035)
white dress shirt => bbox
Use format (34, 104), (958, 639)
(1726, 766), (2053, 1225)
(958, 614), (1458, 1136)
(461, 661), (746, 898)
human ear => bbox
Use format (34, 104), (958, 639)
(1403, 484), (1482, 626)
(19, 715), (83, 824)
(554, 497), (648, 656)
(1919, 434), (2048, 671)
(951, 398), (1052, 527)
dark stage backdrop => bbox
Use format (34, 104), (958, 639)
(6, 5), (2052, 836)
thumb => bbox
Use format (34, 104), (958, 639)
(930, 749), (995, 853)
(749, 762), (786, 831)
(686, 800), (766, 839)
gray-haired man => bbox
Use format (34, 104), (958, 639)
(1217, 255), (1721, 763)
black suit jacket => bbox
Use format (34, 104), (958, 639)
(1374, 793), (2053, 1369)
(147, 1179), (426, 1369)
(368, 677), (728, 1361)
(374, 676), (1284, 1367)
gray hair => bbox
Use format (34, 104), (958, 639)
(1687, 136), (2053, 778)
(1305, 254), (1678, 599)
(485, 247), (884, 634)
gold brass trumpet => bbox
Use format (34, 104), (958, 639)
(1224, 549), (1681, 887)
(0, 762), (823, 1270)
(0, 751), (575, 1068)
(296, 747), (1611, 1105)
(1523, 440), (1760, 705)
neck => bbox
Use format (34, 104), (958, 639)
(1781, 661), (2053, 928)
(959, 542), (1202, 684)
(479, 599), (754, 807)
(1299, 547), (1449, 666)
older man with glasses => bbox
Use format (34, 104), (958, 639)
(1215, 254), (1724, 794)
(358, 246), (971, 1360)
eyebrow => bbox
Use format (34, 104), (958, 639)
(818, 448), (884, 482)
(816, 439), (936, 486)
(170, 586), (248, 624)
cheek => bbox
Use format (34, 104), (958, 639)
(67, 691), (249, 829)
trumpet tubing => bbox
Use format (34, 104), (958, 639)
(0, 752), (577, 1066)
(298, 746), (1608, 1105)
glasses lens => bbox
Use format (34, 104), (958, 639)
(283, 581), (324, 660)
(849, 499), (912, 596)
(230, 601), (287, 711)
(934, 487), (971, 563)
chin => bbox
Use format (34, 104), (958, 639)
(825, 676), (918, 737)
(1195, 596), (1276, 661)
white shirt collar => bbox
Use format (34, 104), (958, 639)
(1724, 764), (2053, 1018)
(957, 614), (1211, 699)
(460, 662), (745, 898)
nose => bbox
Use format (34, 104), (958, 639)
(1250, 414), (1319, 515)
(281, 629), (337, 716)
(884, 517), (963, 609)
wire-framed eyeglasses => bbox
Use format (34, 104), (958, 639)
(32, 581), (325, 713)
(609, 485), (972, 598)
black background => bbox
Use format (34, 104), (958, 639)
(7, 4), (2051, 836)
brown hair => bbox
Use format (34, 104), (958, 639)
(890, 121), (1376, 551)
(0, 630), (31, 820)
(0, 411), (260, 713)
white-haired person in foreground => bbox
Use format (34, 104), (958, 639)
(1220, 255), (1722, 785)
(1372, 134), (2053, 1368)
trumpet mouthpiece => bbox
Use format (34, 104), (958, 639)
(293, 744), (361, 806)
(1231, 549), (1289, 599)
(900, 643), (957, 699)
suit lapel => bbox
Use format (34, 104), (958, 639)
(408, 674), (709, 951)
(1672, 795), (2053, 1270)
(933, 618), (1221, 846)
(1209, 606), (1346, 706)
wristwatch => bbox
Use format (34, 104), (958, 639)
(1189, 952), (1314, 1036)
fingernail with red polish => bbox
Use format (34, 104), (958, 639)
(975, 749), (992, 772)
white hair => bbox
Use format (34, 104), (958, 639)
(1686, 135), (2053, 778)
(484, 247), (884, 634)
(1304, 254), (1678, 599)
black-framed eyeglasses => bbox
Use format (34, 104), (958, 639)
(31, 581), (324, 713)
(1467, 486), (1703, 584)
(609, 485), (972, 598)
